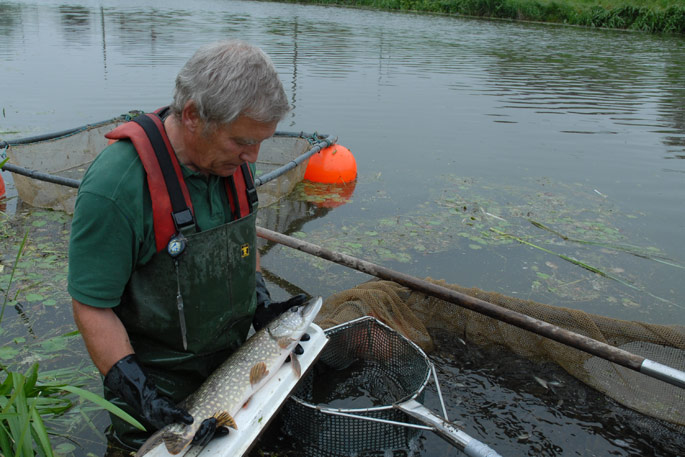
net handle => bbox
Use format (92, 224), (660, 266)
(432, 364), (449, 421)
(397, 400), (503, 457)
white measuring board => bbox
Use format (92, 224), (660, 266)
(144, 322), (328, 457)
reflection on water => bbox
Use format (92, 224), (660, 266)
(420, 330), (685, 457)
(1, 1), (684, 456)
(309, 359), (406, 409)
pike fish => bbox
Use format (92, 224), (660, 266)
(136, 296), (322, 456)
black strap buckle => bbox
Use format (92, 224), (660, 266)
(173, 208), (195, 234)
(241, 163), (259, 211)
(245, 186), (258, 208)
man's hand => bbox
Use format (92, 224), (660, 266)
(104, 354), (193, 430)
(192, 417), (230, 446)
(253, 272), (309, 331)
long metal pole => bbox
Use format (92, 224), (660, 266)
(253, 136), (336, 187)
(1, 163), (81, 188)
(256, 226), (685, 390)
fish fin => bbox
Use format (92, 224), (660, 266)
(533, 376), (549, 389)
(250, 362), (270, 386)
(290, 351), (302, 377)
(213, 411), (237, 430)
(162, 431), (190, 455)
(278, 337), (295, 348)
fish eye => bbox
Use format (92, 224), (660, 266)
(290, 306), (299, 312)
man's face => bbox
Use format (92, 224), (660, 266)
(185, 115), (278, 177)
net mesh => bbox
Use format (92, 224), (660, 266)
(6, 123), (119, 214)
(314, 279), (685, 428)
(283, 317), (431, 456)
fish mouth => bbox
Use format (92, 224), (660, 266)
(300, 296), (323, 322)
(268, 296), (322, 340)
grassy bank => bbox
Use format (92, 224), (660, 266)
(275, 0), (685, 33)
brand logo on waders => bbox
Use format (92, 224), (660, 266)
(241, 244), (250, 258)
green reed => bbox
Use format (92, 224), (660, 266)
(275, 0), (685, 33)
(0, 225), (142, 457)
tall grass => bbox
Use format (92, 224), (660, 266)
(0, 226), (143, 456)
(277, 0), (685, 33)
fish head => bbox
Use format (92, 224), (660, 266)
(267, 296), (322, 341)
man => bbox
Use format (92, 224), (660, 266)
(68, 40), (307, 452)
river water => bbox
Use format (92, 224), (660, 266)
(0, 1), (684, 456)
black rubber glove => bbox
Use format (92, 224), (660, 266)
(104, 354), (193, 430)
(191, 417), (230, 447)
(253, 271), (309, 332)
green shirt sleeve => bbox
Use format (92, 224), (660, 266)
(68, 192), (137, 308)
(67, 140), (154, 308)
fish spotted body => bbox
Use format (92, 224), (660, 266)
(136, 297), (322, 456)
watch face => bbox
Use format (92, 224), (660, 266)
(167, 236), (186, 257)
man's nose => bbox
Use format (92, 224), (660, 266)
(239, 144), (260, 163)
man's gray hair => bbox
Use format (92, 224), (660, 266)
(170, 40), (289, 126)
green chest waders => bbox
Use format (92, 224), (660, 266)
(103, 111), (259, 449)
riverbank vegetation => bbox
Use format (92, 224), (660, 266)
(0, 207), (142, 456)
(276, 0), (685, 33)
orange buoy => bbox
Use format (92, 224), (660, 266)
(304, 144), (357, 184)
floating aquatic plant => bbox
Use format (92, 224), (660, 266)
(489, 228), (682, 308)
(274, 176), (683, 316)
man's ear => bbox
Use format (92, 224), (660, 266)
(181, 101), (201, 133)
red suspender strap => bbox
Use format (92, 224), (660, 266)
(105, 113), (194, 252)
(224, 163), (257, 219)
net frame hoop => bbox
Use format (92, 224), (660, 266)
(290, 316), (436, 428)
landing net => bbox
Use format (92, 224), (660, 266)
(283, 316), (431, 456)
